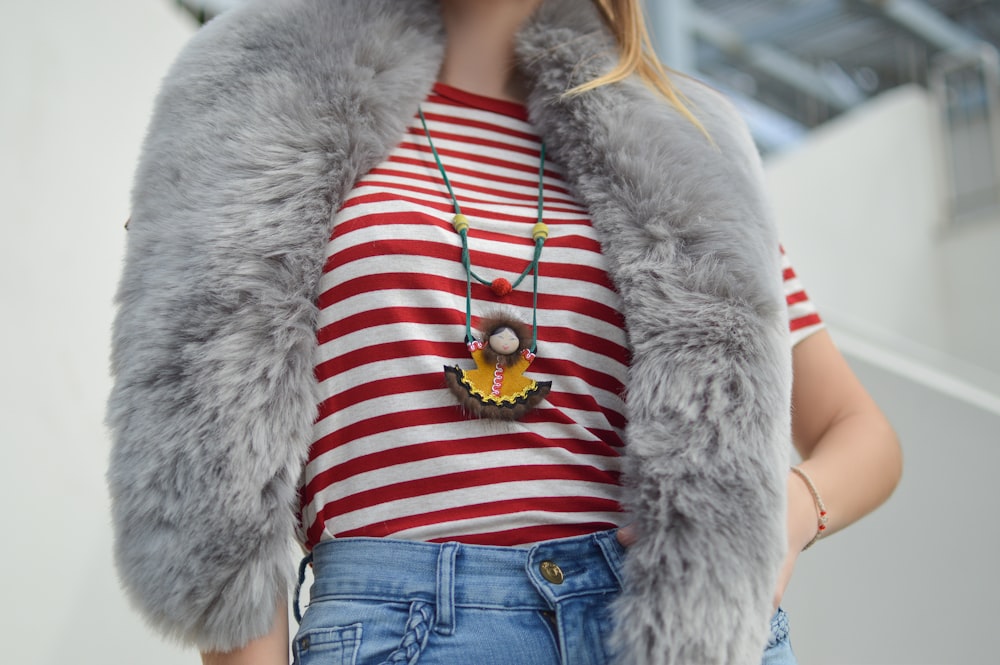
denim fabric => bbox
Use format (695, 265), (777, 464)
(762, 607), (797, 665)
(293, 531), (796, 665)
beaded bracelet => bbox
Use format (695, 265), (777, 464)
(790, 466), (828, 550)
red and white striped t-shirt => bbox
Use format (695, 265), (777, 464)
(299, 84), (822, 550)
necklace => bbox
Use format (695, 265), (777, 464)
(418, 106), (552, 420)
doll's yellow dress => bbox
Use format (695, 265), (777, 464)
(444, 341), (551, 419)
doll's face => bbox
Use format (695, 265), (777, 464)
(488, 326), (520, 355)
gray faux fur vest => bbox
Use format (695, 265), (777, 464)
(107, 0), (792, 662)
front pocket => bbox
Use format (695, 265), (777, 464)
(294, 623), (363, 665)
(295, 598), (434, 665)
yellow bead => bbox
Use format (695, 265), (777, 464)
(452, 214), (470, 234)
(532, 222), (549, 240)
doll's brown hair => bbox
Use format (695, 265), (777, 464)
(477, 314), (532, 368)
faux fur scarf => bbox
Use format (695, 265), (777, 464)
(107, 0), (792, 662)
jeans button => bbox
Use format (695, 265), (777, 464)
(539, 560), (564, 584)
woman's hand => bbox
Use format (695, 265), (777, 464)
(616, 523), (638, 548)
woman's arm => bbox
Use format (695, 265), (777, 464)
(200, 598), (289, 665)
(775, 329), (903, 606)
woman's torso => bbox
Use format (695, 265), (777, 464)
(299, 83), (823, 550)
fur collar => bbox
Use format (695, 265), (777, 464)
(108, 0), (791, 662)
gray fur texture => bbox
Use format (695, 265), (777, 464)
(107, 0), (791, 661)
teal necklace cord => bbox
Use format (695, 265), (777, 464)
(417, 107), (548, 352)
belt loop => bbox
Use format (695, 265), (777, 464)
(293, 551), (313, 624)
(435, 542), (458, 635)
(595, 530), (626, 589)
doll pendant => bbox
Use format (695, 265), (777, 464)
(444, 315), (551, 420)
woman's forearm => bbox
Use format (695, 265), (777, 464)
(793, 409), (901, 539)
(200, 598), (289, 665)
(790, 330), (902, 541)
(772, 329), (901, 607)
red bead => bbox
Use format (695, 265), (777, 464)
(491, 278), (512, 297)
(818, 525), (827, 531)
(820, 511), (827, 517)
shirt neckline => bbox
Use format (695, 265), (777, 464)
(432, 82), (530, 122)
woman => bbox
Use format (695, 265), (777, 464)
(107, 0), (902, 663)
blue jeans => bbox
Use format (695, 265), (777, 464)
(293, 531), (796, 664)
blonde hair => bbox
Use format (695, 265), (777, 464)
(572, 0), (709, 136)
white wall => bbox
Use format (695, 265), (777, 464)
(0, 1), (193, 663)
(766, 84), (1000, 382)
(940, 219), (1000, 377)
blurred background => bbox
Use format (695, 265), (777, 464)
(1, 0), (997, 662)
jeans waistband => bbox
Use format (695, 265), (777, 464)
(303, 529), (626, 618)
